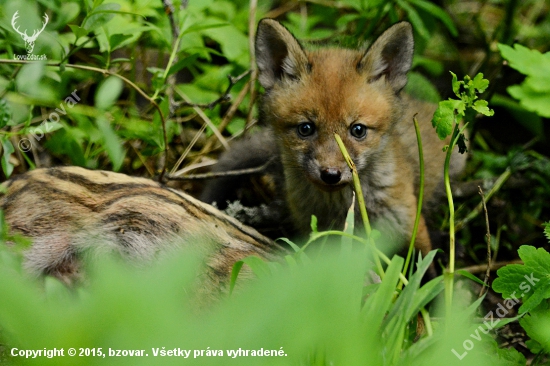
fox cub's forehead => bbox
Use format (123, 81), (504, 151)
(291, 48), (391, 120)
(305, 48), (364, 83)
(266, 47), (392, 125)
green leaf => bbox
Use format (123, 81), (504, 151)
(397, 0), (430, 40)
(96, 116), (124, 171)
(1, 138), (15, 178)
(276, 238), (301, 253)
(450, 71), (460, 96)
(519, 303), (550, 353)
(492, 245), (550, 314)
(544, 222), (550, 243)
(408, 0), (458, 36)
(388, 251), (439, 323)
(16, 62), (49, 101)
(182, 21), (229, 37)
(456, 270), (485, 286)
(109, 34), (132, 51)
(235, 255), (271, 279)
(472, 73), (490, 93)
(519, 282), (550, 314)
(95, 76), (124, 110)
(229, 261), (244, 295)
(455, 99), (466, 117)
(432, 99), (457, 139)
(498, 43), (550, 117)
(68, 24), (88, 39)
(167, 54), (199, 76)
(202, 22), (248, 65)
(494, 341), (528, 365)
(23, 122), (64, 137)
(310, 215), (318, 233)
(0, 99), (11, 129)
(498, 43), (550, 86)
(507, 82), (550, 118)
(472, 100), (494, 116)
(226, 117), (245, 135)
(44, 128), (87, 167)
(82, 3), (121, 32)
(362, 256), (403, 331)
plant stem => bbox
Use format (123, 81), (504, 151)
(443, 121), (464, 318)
(420, 307), (433, 337)
(334, 134), (384, 278)
(400, 116), (424, 289)
(153, 15), (189, 100)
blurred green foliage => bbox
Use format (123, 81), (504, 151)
(0, 227), (527, 366)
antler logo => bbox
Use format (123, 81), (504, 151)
(11, 11), (49, 54)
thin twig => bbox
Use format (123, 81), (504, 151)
(161, 0), (181, 116)
(452, 175), (528, 198)
(165, 157), (275, 181)
(197, 80), (251, 157)
(458, 260), (523, 274)
(130, 142), (155, 177)
(246, 0), (259, 131)
(162, 0), (180, 39)
(478, 186), (492, 298)
(170, 122), (208, 174)
(176, 89), (230, 150)
(176, 71), (250, 110)
(171, 160), (217, 177)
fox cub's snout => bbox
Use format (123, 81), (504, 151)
(202, 19), (467, 258)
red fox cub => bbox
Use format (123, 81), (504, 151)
(202, 19), (467, 257)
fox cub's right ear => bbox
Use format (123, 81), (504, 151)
(255, 18), (309, 89)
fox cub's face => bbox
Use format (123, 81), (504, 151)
(256, 19), (414, 192)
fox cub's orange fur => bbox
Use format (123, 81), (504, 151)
(203, 19), (466, 256)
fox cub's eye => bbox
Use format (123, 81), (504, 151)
(297, 122), (316, 137)
(350, 124), (368, 139)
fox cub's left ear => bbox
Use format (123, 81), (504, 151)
(358, 22), (414, 93)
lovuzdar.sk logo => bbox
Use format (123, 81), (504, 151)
(11, 10), (49, 59)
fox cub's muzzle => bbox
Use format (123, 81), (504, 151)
(312, 165), (352, 192)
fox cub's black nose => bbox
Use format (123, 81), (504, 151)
(320, 168), (342, 185)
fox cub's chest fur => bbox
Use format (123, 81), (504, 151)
(202, 19), (466, 256)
